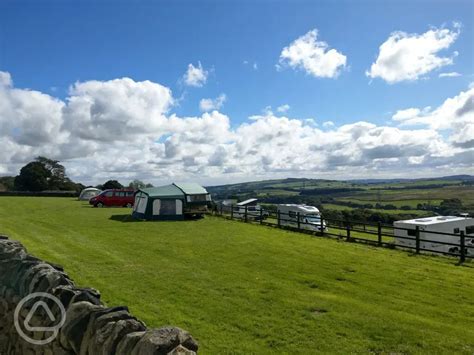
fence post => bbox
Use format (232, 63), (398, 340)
(415, 226), (420, 254)
(219, 203), (223, 216)
(460, 231), (466, 263)
(320, 217), (324, 236)
(244, 206), (248, 223)
(277, 211), (281, 228)
(230, 204), (233, 220)
(260, 208), (263, 225)
(297, 212), (301, 230)
(377, 222), (382, 246)
(346, 223), (351, 241)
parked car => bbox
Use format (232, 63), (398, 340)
(89, 189), (135, 208)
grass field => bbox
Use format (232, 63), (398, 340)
(1, 197), (473, 354)
(321, 203), (430, 216)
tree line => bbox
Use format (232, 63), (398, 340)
(0, 157), (154, 193)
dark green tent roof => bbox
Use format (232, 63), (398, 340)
(173, 183), (208, 195)
(139, 184), (184, 198)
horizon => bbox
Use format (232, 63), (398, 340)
(1, 0), (473, 186)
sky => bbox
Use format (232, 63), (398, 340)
(0, 0), (473, 186)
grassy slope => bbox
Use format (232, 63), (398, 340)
(0, 197), (473, 354)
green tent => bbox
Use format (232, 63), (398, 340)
(132, 183), (211, 220)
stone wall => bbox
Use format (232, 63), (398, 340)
(0, 236), (198, 354)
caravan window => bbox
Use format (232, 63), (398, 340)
(407, 229), (417, 237)
(288, 211), (297, 219)
(466, 226), (474, 235)
(453, 228), (460, 234)
(187, 194), (207, 202)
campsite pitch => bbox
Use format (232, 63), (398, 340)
(0, 197), (473, 353)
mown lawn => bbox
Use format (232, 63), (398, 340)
(0, 197), (473, 354)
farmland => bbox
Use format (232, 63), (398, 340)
(0, 197), (473, 353)
(207, 175), (474, 221)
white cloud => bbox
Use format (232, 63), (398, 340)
(199, 94), (227, 112)
(439, 72), (461, 78)
(62, 77), (173, 142)
(366, 24), (460, 83)
(322, 121), (335, 128)
(392, 108), (421, 121)
(278, 29), (347, 78)
(277, 104), (290, 113)
(243, 61), (258, 70)
(392, 86), (474, 148)
(0, 70), (472, 184)
(183, 62), (208, 87)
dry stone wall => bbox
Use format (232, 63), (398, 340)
(0, 236), (198, 354)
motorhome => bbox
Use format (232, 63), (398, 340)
(277, 204), (327, 232)
(393, 216), (474, 255)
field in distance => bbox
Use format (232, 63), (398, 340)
(207, 175), (474, 220)
(0, 197), (473, 353)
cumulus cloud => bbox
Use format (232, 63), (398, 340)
(183, 62), (208, 87)
(199, 94), (226, 112)
(366, 24), (460, 83)
(0, 70), (472, 184)
(278, 29), (347, 78)
(322, 121), (335, 128)
(277, 104), (290, 113)
(62, 78), (173, 142)
(392, 86), (474, 148)
(392, 108), (422, 121)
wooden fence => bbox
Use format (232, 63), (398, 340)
(213, 205), (473, 263)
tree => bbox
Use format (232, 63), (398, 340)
(14, 162), (51, 191)
(103, 180), (123, 190)
(128, 180), (154, 189)
(0, 176), (15, 191)
(438, 199), (464, 215)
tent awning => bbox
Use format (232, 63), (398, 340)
(173, 183), (209, 195)
(139, 185), (184, 199)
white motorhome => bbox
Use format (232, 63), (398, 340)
(277, 204), (327, 232)
(233, 198), (267, 220)
(393, 216), (474, 255)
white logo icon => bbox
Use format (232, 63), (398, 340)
(14, 292), (67, 345)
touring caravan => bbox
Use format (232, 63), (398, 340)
(232, 198), (267, 220)
(393, 216), (474, 255)
(277, 204), (327, 232)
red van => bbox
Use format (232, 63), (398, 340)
(89, 189), (135, 208)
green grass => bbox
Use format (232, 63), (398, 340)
(1, 197), (473, 354)
(322, 203), (430, 216)
(335, 198), (444, 208)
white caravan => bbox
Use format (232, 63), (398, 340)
(277, 204), (327, 232)
(233, 198), (266, 220)
(393, 216), (474, 255)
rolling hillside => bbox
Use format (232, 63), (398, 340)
(207, 175), (474, 220)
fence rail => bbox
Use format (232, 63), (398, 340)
(214, 204), (473, 263)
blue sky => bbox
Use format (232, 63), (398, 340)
(0, 0), (473, 184)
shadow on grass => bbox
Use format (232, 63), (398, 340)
(109, 214), (206, 223)
(109, 214), (141, 223)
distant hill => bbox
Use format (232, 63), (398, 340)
(348, 175), (474, 184)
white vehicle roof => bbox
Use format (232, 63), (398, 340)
(395, 216), (473, 226)
(237, 198), (258, 206)
(278, 204), (320, 213)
